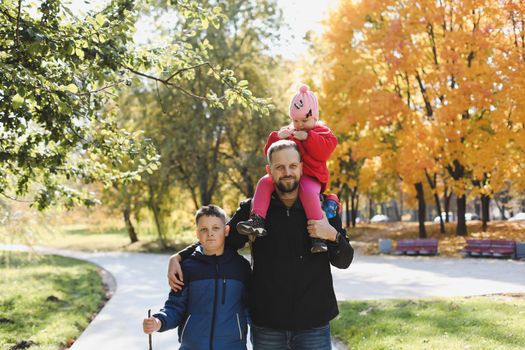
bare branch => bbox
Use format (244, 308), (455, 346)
(15, 0), (22, 48)
(77, 80), (127, 96)
(123, 65), (216, 100)
(0, 192), (32, 203)
(165, 62), (211, 83)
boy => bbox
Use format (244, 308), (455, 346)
(143, 205), (251, 350)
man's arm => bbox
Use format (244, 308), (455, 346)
(325, 214), (354, 269)
(167, 243), (199, 291)
(225, 199), (251, 249)
(307, 213), (354, 269)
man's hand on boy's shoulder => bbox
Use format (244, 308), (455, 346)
(143, 316), (161, 334)
(168, 254), (185, 292)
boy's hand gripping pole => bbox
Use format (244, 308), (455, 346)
(148, 309), (152, 350)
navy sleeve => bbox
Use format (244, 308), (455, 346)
(153, 287), (189, 332)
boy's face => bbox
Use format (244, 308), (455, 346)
(196, 215), (229, 256)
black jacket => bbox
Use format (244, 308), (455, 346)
(180, 195), (354, 331)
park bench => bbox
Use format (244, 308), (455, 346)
(395, 239), (438, 256)
(516, 242), (525, 260)
(462, 239), (516, 259)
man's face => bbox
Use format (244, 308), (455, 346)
(196, 215), (229, 255)
(266, 147), (302, 193)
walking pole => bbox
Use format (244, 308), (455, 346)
(148, 309), (153, 350)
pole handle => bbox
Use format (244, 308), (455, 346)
(148, 309), (152, 350)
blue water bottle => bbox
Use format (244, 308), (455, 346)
(323, 199), (338, 219)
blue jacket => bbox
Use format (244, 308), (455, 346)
(154, 246), (251, 350)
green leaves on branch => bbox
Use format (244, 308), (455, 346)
(0, 0), (272, 210)
(0, 0), (155, 209)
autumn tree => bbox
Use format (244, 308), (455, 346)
(324, 0), (525, 236)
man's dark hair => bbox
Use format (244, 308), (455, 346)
(267, 140), (301, 164)
(195, 205), (227, 224)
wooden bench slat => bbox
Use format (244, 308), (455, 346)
(396, 239), (438, 256)
(462, 239), (516, 258)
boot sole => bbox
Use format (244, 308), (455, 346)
(236, 223), (267, 237)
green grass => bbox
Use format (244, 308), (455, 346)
(332, 295), (525, 350)
(1, 221), (197, 253)
(44, 223), (196, 253)
(0, 251), (106, 350)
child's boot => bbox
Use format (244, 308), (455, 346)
(311, 238), (328, 253)
(236, 214), (267, 237)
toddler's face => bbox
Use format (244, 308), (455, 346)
(292, 114), (316, 131)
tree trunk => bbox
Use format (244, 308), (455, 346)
(494, 197), (507, 220)
(481, 195), (490, 232)
(344, 193), (350, 228)
(444, 190), (452, 222)
(399, 190), (404, 221)
(391, 199), (401, 221)
(351, 187), (359, 228)
(456, 195), (467, 236)
(474, 199), (481, 217)
(151, 202), (167, 249)
(415, 182), (427, 238)
(123, 207), (138, 243)
(433, 192), (445, 234)
(425, 171), (444, 234)
(368, 197), (374, 221)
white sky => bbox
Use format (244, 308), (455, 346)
(271, 0), (340, 60)
(69, 0), (340, 61)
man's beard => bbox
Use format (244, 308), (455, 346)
(275, 176), (300, 193)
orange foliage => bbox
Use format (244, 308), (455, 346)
(322, 0), (525, 205)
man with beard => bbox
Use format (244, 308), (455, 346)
(168, 140), (354, 350)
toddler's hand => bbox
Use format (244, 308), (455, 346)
(293, 130), (308, 140)
(277, 128), (293, 139)
(143, 317), (161, 334)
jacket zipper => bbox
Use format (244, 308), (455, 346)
(209, 262), (219, 350)
(286, 208), (290, 216)
(222, 278), (226, 304)
(236, 313), (242, 340)
(180, 314), (191, 341)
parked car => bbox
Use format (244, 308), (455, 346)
(370, 214), (390, 223)
(433, 212), (480, 222)
(508, 212), (525, 221)
(433, 212), (455, 222)
(464, 213), (480, 221)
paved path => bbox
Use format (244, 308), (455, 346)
(3, 245), (525, 350)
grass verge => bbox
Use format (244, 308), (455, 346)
(332, 294), (525, 350)
(0, 251), (107, 350)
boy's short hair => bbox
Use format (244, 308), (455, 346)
(195, 205), (227, 225)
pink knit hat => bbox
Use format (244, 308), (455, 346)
(289, 84), (319, 120)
